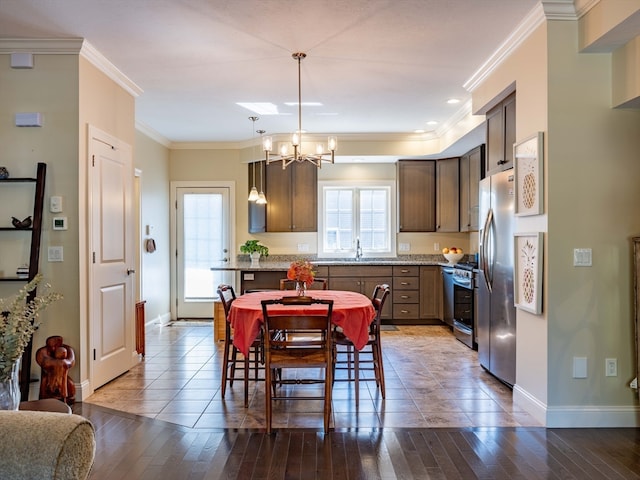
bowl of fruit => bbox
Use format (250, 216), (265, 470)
(442, 247), (464, 264)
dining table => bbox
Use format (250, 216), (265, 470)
(228, 290), (376, 357)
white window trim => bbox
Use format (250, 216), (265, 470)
(317, 179), (396, 259)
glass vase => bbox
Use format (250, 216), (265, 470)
(295, 281), (307, 296)
(0, 358), (21, 410)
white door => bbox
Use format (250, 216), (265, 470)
(176, 187), (232, 318)
(90, 128), (135, 389)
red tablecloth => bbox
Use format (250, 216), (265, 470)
(228, 290), (376, 356)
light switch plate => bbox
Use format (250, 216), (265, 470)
(48, 246), (63, 262)
(573, 356), (587, 378)
(573, 248), (592, 267)
(50, 196), (63, 213)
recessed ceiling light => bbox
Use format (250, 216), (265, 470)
(426, 120), (438, 126)
(414, 129), (425, 134)
(446, 98), (461, 104)
(237, 102), (279, 115)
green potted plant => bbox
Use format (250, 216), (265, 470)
(240, 239), (269, 265)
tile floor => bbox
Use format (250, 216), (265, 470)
(84, 322), (542, 430)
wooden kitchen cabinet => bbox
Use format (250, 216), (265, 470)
(459, 145), (485, 232)
(265, 161), (317, 232)
(397, 160), (436, 232)
(328, 265), (393, 320)
(485, 92), (516, 177)
(436, 157), (459, 232)
(392, 266), (420, 320)
(419, 266), (442, 320)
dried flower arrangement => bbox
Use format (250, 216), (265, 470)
(0, 274), (62, 382)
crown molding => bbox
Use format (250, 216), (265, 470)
(80, 41), (142, 97)
(136, 121), (171, 147)
(0, 37), (84, 53)
(0, 38), (142, 98)
(542, 0), (579, 20)
(464, 4), (546, 93)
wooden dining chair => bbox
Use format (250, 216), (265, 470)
(261, 296), (334, 434)
(217, 284), (263, 408)
(279, 278), (328, 290)
(333, 283), (390, 406)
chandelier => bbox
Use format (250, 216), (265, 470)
(263, 52), (337, 169)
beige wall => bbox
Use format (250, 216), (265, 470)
(0, 52), (82, 388)
(135, 131), (171, 326)
(472, 7), (640, 426)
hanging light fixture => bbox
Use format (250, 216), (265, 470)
(247, 116), (260, 202)
(256, 129), (267, 204)
(263, 52), (337, 169)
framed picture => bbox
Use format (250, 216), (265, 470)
(514, 232), (543, 314)
(514, 132), (544, 216)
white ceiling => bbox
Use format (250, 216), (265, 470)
(0, 0), (539, 149)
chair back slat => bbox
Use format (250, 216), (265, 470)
(217, 284), (236, 321)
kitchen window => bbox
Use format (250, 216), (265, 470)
(318, 180), (396, 258)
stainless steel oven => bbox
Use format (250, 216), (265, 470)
(452, 263), (476, 350)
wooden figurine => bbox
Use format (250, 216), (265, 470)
(35, 335), (76, 405)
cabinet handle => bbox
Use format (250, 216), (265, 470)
(401, 295), (409, 299)
(401, 309), (409, 314)
(401, 269), (409, 273)
(401, 282), (410, 286)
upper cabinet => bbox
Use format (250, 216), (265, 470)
(436, 157), (459, 232)
(397, 160), (436, 232)
(459, 145), (485, 232)
(485, 92), (516, 177)
(265, 161), (317, 232)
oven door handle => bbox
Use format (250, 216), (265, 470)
(452, 277), (472, 289)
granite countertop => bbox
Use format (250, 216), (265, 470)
(210, 255), (462, 271)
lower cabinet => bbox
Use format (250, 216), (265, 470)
(328, 265), (393, 320)
(420, 266), (442, 320)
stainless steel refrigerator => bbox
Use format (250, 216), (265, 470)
(477, 169), (517, 387)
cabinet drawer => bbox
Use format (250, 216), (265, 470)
(393, 303), (420, 319)
(314, 266), (329, 277)
(393, 290), (419, 304)
(329, 265), (393, 277)
(392, 266), (420, 276)
(393, 276), (419, 290)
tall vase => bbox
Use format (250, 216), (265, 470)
(0, 358), (21, 410)
(295, 281), (307, 296)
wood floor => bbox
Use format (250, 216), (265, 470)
(74, 402), (640, 480)
(74, 322), (640, 479)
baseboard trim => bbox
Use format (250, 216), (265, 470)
(513, 384), (640, 427)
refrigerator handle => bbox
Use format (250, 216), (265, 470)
(480, 208), (493, 293)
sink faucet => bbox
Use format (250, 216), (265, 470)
(355, 237), (363, 261)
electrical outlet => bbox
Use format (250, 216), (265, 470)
(434, 243), (440, 252)
(48, 246), (64, 262)
(605, 358), (617, 377)
(399, 243), (410, 252)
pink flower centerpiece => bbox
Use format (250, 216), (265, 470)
(287, 260), (316, 295)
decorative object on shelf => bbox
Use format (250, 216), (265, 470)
(0, 274), (62, 410)
(35, 335), (76, 405)
(11, 216), (32, 229)
(514, 232), (543, 314)
(287, 260), (316, 296)
(15, 265), (29, 279)
(514, 132), (544, 216)
(240, 239), (269, 266)
(262, 52), (337, 170)
(0, 167), (8, 179)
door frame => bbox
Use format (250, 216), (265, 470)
(170, 181), (236, 321)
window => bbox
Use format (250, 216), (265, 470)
(319, 181), (396, 258)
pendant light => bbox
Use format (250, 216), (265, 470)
(247, 116), (260, 202)
(256, 129), (267, 204)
